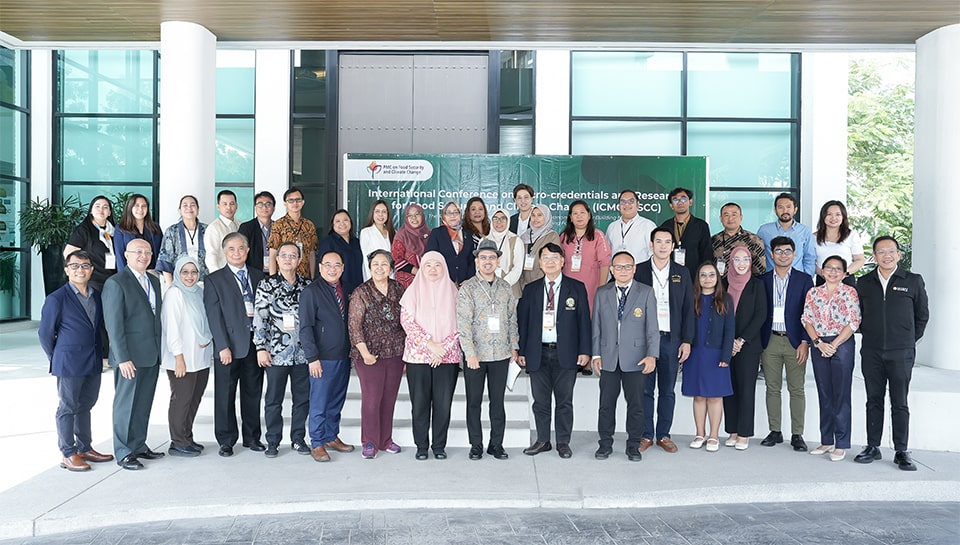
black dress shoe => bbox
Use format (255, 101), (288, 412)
(415, 449), (428, 460)
(557, 443), (573, 458)
(487, 445), (509, 460)
(190, 441), (205, 451)
(118, 454), (143, 470)
(625, 447), (642, 462)
(523, 441), (552, 456)
(243, 440), (266, 452)
(894, 451), (916, 471)
(469, 444), (483, 460)
(168, 444), (200, 457)
(218, 445), (234, 457)
(790, 435), (808, 452)
(855, 445), (882, 464)
(579, 367), (593, 376)
(138, 448), (165, 460)
(594, 447), (612, 460)
(760, 431), (783, 447)
(433, 449), (447, 460)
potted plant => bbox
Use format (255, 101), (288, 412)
(18, 195), (86, 295)
(0, 251), (19, 317)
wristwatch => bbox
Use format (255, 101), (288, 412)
(812, 337), (821, 346)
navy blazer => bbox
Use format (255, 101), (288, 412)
(238, 218), (269, 274)
(204, 265), (265, 360)
(39, 283), (104, 377)
(760, 268), (813, 349)
(724, 276), (768, 355)
(517, 275), (592, 372)
(634, 259), (695, 344)
(693, 293), (737, 364)
(299, 280), (350, 362)
(102, 267), (162, 368)
(426, 226), (475, 285)
(318, 233), (363, 296)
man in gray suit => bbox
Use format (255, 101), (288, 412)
(102, 238), (164, 470)
(592, 251), (659, 461)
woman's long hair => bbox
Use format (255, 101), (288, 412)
(118, 193), (162, 235)
(816, 200), (851, 245)
(694, 262), (729, 317)
(363, 199), (396, 241)
(560, 200), (597, 243)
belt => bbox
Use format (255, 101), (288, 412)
(659, 331), (671, 336)
(542, 342), (557, 349)
(771, 331), (788, 337)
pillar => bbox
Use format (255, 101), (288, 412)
(254, 49), (292, 218)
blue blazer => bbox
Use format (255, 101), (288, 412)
(517, 276), (592, 372)
(760, 268), (813, 349)
(634, 259), (695, 344)
(38, 283), (103, 377)
(426, 226), (475, 285)
(318, 233), (363, 296)
(299, 280), (350, 362)
(694, 293), (737, 364)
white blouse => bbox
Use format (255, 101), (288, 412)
(359, 225), (392, 281)
(161, 287), (213, 372)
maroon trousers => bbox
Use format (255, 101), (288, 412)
(353, 356), (404, 449)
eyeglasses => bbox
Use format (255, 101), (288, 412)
(823, 266), (845, 273)
(619, 199), (636, 205)
(540, 255), (562, 262)
(611, 264), (635, 271)
(443, 210), (460, 216)
(492, 216), (508, 222)
(477, 255), (498, 261)
(285, 198), (304, 204)
(278, 253), (300, 260)
(874, 249), (900, 256)
(773, 249), (794, 256)
(321, 262), (343, 270)
(180, 269), (199, 276)
(255, 202), (275, 209)
(180, 202), (197, 209)
(67, 263), (93, 271)
(406, 212), (423, 218)
(671, 196), (690, 204)
(126, 249), (153, 256)
(732, 257), (751, 264)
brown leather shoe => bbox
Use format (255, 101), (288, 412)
(638, 438), (654, 452)
(79, 449), (114, 463)
(324, 437), (355, 453)
(657, 437), (679, 453)
(311, 445), (331, 462)
(60, 454), (91, 472)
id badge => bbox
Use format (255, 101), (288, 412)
(244, 301), (255, 318)
(543, 311), (555, 329)
(658, 299), (669, 322)
(773, 306), (785, 324)
(570, 254), (582, 272)
(295, 241), (303, 253)
(263, 255), (271, 271)
(524, 254), (535, 270)
(104, 254), (117, 270)
(283, 312), (296, 331)
(487, 316), (501, 332)
(673, 248), (686, 267)
(717, 260), (726, 275)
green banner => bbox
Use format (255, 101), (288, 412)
(345, 154), (708, 233)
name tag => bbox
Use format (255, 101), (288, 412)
(773, 306), (785, 324)
(104, 254), (117, 270)
(673, 248), (686, 267)
(487, 316), (501, 332)
(295, 241), (303, 253)
(543, 311), (555, 329)
(283, 312), (296, 331)
(658, 299), (669, 322)
(263, 255), (271, 271)
(245, 301), (255, 318)
(524, 254), (535, 270)
(570, 254), (582, 272)
(716, 260), (726, 275)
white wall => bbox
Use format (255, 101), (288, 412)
(534, 50), (570, 155)
(254, 49), (292, 219)
(28, 50), (53, 320)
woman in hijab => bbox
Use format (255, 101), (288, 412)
(426, 201), (475, 286)
(400, 251), (462, 460)
(485, 208), (525, 299)
(161, 255), (213, 457)
(392, 203), (431, 288)
(517, 204), (560, 294)
(721, 245), (767, 450)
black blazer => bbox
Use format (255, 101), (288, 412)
(426, 226), (475, 285)
(238, 218), (269, 274)
(760, 268), (813, 349)
(724, 276), (767, 355)
(659, 215), (713, 281)
(102, 267), (162, 368)
(299, 280), (350, 362)
(517, 276), (592, 372)
(634, 259), (695, 345)
(204, 265), (265, 360)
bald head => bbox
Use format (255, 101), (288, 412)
(124, 238), (152, 274)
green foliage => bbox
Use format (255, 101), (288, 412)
(111, 192), (135, 224)
(847, 55), (914, 269)
(17, 195), (87, 252)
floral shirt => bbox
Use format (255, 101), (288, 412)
(802, 283), (861, 336)
(347, 279), (406, 362)
(158, 221), (209, 278)
(400, 308), (461, 364)
(253, 273), (310, 366)
(266, 214), (318, 279)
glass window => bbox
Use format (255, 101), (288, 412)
(0, 48), (29, 106)
(0, 249), (28, 320)
(572, 52), (682, 117)
(216, 51), (255, 115)
(0, 107), (27, 178)
(571, 121), (681, 155)
(59, 50), (155, 114)
(214, 185), (254, 223)
(500, 119), (533, 155)
(500, 50), (534, 116)
(687, 122), (795, 188)
(215, 118), (255, 184)
(0, 179), (28, 249)
(60, 117), (155, 182)
(293, 50), (328, 115)
(292, 117), (327, 185)
(297, 184), (335, 234)
(707, 190), (788, 234)
(58, 184), (154, 214)
(687, 53), (798, 119)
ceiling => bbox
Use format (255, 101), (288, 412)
(1, 0), (958, 45)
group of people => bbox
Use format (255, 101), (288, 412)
(40, 185), (928, 473)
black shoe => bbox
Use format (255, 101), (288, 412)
(487, 445), (509, 460)
(557, 443), (573, 458)
(894, 451), (916, 471)
(168, 444), (200, 458)
(415, 449), (428, 460)
(469, 444), (483, 460)
(190, 441), (205, 451)
(579, 367), (593, 376)
(218, 445), (234, 457)
(625, 447), (642, 462)
(291, 441), (311, 455)
(118, 454), (143, 470)
(433, 449), (447, 460)
(138, 448), (165, 460)
(854, 445), (882, 464)
(523, 441), (552, 456)
(594, 447), (612, 460)
(790, 434), (808, 452)
(265, 444), (279, 458)
(243, 439), (266, 452)
(760, 431), (783, 447)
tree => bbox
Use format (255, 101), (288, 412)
(847, 54), (915, 268)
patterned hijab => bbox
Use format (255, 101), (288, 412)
(399, 251), (458, 341)
(172, 255), (212, 343)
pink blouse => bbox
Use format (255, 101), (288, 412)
(400, 307), (461, 364)
(802, 284), (861, 336)
(560, 230), (612, 313)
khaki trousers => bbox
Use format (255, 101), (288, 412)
(761, 334), (807, 435)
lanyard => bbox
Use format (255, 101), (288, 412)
(620, 219), (635, 242)
(674, 221), (688, 246)
(477, 278), (501, 311)
(774, 270), (790, 306)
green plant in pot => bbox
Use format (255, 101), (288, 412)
(18, 195), (86, 295)
(0, 251), (18, 294)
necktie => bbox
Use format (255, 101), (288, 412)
(237, 269), (251, 299)
(618, 286), (628, 321)
(139, 273), (150, 295)
(547, 280), (555, 311)
(332, 282), (345, 317)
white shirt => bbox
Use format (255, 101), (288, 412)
(516, 214), (531, 238)
(203, 215), (240, 273)
(879, 266), (896, 294)
(815, 231), (864, 268)
(605, 215), (656, 264)
(651, 260), (671, 332)
(359, 225), (392, 281)
(541, 273), (563, 343)
(161, 287), (213, 372)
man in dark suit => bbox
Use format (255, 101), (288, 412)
(39, 250), (115, 471)
(633, 227), (694, 454)
(517, 242), (591, 458)
(759, 236), (813, 452)
(204, 232), (266, 457)
(659, 187), (713, 281)
(238, 191), (275, 275)
(592, 251), (659, 461)
(102, 238), (164, 470)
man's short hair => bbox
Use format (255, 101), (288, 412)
(217, 189), (237, 203)
(283, 187), (303, 202)
(513, 183), (535, 199)
(611, 251), (634, 264)
(254, 191), (276, 205)
(222, 231), (249, 249)
(619, 189), (639, 202)
(320, 249), (344, 263)
(770, 236), (795, 251)
(65, 250), (92, 264)
(720, 202), (742, 215)
(278, 241), (301, 258)
(872, 235), (901, 252)
(650, 226), (676, 244)
(774, 192), (798, 208)
(539, 242), (564, 258)
(668, 187), (693, 201)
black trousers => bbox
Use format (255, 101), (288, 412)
(406, 363), (458, 451)
(213, 335), (264, 447)
(56, 373), (101, 457)
(530, 345), (577, 444)
(166, 368), (209, 448)
(264, 364), (310, 446)
(598, 363), (646, 450)
(862, 347), (914, 452)
(723, 350), (761, 437)
(464, 358), (509, 447)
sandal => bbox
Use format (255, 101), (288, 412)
(705, 437), (720, 452)
(689, 436), (705, 449)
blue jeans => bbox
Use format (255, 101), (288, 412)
(810, 335), (855, 450)
(643, 333), (680, 441)
(308, 359), (350, 446)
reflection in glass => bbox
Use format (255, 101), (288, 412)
(0, 107), (27, 178)
(572, 121), (681, 155)
(0, 48), (30, 107)
(687, 52), (798, 119)
(60, 118), (155, 182)
(215, 118), (255, 184)
(216, 51), (256, 115)
(572, 51), (682, 117)
(0, 249), (27, 320)
(59, 50), (155, 114)
(708, 190), (790, 233)
(687, 122), (794, 188)
(293, 50), (328, 115)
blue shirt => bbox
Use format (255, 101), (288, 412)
(756, 221), (817, 277)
